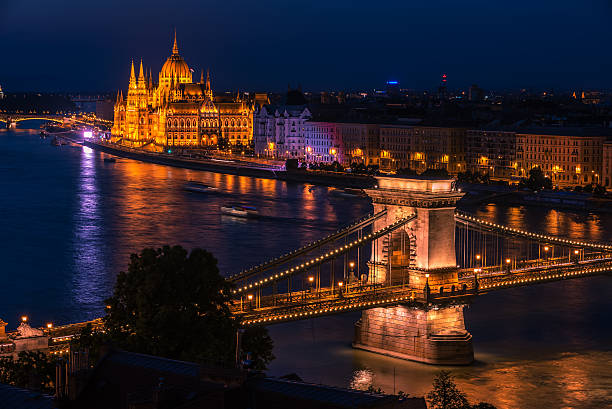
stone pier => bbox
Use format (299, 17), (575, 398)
(353, 177), (474, 365)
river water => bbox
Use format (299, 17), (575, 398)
(1, 127), (611, 409)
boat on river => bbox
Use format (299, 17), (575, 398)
(104, 157), (117, 163)
(184, 181), (219, 193)
(220, 204), (258, 218)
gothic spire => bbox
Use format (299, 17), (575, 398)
(148, 68), (153, 88)
(138, 59), (145, 81)
(172, 29), (179, 54)
(206, 68), (211, 90)
(200, 69), (204, 84)
(129, 60), (136, 86)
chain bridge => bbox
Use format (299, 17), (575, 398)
(21, 176), (612, 364)
(226, 176), (612, 364)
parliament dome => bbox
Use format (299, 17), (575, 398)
(159, 32), (192, 83)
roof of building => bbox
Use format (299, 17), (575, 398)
(105, 350), (201, 378)
(248, 378), (427, 409)
(0, 383), (54, 409)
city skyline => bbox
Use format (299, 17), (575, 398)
(2, 0), (612, 92)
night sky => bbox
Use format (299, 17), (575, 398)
(1, 0), (611, 92)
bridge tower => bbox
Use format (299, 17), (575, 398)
(353, 176), (474, 364)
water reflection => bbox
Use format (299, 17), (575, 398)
(71, 146), (105, 312)
(2, 130), (612, 409)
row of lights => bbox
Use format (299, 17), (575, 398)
(242, 293), (416, 325)
(20, 315), (54, 329)
(456, 212), (612, 250)
(480, 265), (612, 290)
(233, 216), (413, 295)
(227, 211), (383, 281)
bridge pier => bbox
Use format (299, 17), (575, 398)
(353, 177), (474, 365)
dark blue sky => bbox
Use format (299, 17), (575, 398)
(1, 0), (611, 92)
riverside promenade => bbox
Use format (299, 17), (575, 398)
(80, 138), (376, 188)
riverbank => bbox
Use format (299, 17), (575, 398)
(81, 138), (376, 188)
(458, 182), (612, 212)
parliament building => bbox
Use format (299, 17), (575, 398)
(112, 33), (253, 149)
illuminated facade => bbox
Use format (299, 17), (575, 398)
(112, 33), (253, 148)
(304, 122), (340, 164)
(516, 130), (605, 187)
(379, 126), (465, 173)
(254, 104), (311, 158)
(603, 141), (612, 188)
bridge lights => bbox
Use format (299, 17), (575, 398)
(46, 323), (53, 329)
(308, 276), (314, 283)
(247, 294), (253, 301)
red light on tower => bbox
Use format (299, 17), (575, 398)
(442, 74), (447, 83)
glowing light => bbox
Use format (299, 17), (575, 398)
(21, 316), (28, 322)
(46, 323), (53, 329)
(83, 131), (93, 139)
(308, 276), (314, 283)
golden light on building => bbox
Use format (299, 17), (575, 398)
(381, 150), (390, 158)
(576, 166), (581, 174)
(306, 146), (312, 153)
(268, 142), (275, 150)
(112, 32), (253, 149)
(329, 147), (337, 155)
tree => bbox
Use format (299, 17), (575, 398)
(98, 245), (274, 369)
(426, 371), (497, 409)
(519, 167), (552, 191)
(426, 371), (469, 409)
(241, 327), (275, 370)
(0, 351), (57, 393)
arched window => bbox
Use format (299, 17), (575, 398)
(231, 119), (235, 127)
(243, 119), (247, 127)
(180, 119), (184, 128)
(174, 119), (178, 127)
(167, 119), (171, 127)
(224, 120), (228, 127)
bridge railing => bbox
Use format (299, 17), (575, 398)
(455, 211), (612, 251)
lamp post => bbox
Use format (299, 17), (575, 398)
(544, 246), (550, 265)
(337, 281), (344, 297)
(505, 258), (511, 274)
(247, 294), (253, 309)
(349, 261), (355, 282)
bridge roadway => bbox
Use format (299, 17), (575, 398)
(19, 255), (608, 354)
(233, 256), (612, 325)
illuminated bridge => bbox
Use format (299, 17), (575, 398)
(0, 113), (112, 128)
(20, 176), (612, 364)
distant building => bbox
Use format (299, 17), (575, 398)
(380, 126), (465, 173)
(468, 84), (485, 102)
(466, 129), (517, 179)
(304, 121), (340, 164)
(95, 99), (115, 121)
(600, 140), (611, 188)
(336, 122), (381, 166)
(253, 91), (311, 159)
(516, 128), (606, 187)
(0, 84), (4, 99)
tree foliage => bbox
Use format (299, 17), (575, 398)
(518, 167), (552, 191)
(427, 371), (469, 409)
(82, 245), (274, 369)
(0, 352), (57, 393)
(427, 371), (497, 409)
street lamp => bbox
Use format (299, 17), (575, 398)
(21, 316), (28, 323)
(46, 323), (53, 329)
(349, 261), (355, 281)
(505, 258), (511, 273)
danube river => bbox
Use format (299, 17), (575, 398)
(1, 127), (611, 409)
